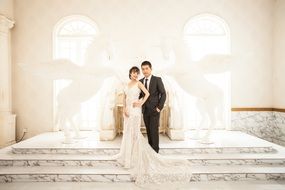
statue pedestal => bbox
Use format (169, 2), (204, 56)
(99, 129), (117, 141)
(167, 128), (185, 140)
(99, 104), (121, 141)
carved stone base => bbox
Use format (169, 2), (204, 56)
(167, 128), (185, 140)
(0, 112), (16, 148)
(99, 129), (117, 141)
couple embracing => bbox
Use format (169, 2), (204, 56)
(113, 61), (192, 186)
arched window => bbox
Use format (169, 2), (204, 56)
(184, 14), (230, 61)
(53, 15), (98, 130)
(183, 14), (231, 130)
(53, 15), (98, 65)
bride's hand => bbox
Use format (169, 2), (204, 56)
(124, 110), (130, 117)
(132, 101), (142, 108)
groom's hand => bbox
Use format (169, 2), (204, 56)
(156, 107), (161, 112)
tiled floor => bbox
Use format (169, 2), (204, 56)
(0, 181), (285, 190)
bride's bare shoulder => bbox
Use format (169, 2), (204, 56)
(137, 81), (143, 87)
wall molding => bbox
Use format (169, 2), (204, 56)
(231, 108), (285, 112)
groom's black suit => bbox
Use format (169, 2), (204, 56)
(139, 75), (166, 153)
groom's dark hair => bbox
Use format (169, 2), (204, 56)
(141, 61), (152, 69)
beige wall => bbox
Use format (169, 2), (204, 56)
(273, 0), (285, 108)
(9, 0), (276, 140)
(0, 0), (13, 19)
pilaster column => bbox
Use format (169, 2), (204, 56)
(0, 15), (16, 147)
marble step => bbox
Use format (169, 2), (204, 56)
(1, 153), (285, 167)
(11, 146), (274, 155)
(10, 131), (276, 156)
(0, 165), (285, 183)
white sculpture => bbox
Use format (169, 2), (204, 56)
(160, 38), (232, 144)
(109, 37), (232, 143)
(18, 34), (232, 144)
(18, 35), (118, 143)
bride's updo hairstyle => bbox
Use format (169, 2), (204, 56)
(129, 66), (140, 79)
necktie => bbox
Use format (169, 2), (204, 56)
(145, 78), (148, 90)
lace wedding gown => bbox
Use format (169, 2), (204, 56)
(113, 82), (192, 186)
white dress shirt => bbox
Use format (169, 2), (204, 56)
(144, 75), (152, 90)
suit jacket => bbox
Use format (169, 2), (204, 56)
(139, 75), (166, 114)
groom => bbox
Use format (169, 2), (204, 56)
(134, 61), (166, 153)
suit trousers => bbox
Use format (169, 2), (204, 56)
(143, 107), (160, 153)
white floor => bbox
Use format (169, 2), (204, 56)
(10, 130), (275, 149)
(0, 181), (285, 190)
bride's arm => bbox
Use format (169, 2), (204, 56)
(137, 81), (150, 106)
(123, 92), (129, 117)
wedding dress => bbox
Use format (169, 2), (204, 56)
(112, 82), (192, 186)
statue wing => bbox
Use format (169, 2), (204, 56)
(195, 54), (232, 74)
(17, 59), (93, 79)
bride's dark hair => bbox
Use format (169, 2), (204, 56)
(129, 66), (140, 79)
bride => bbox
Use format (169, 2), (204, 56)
(113, 66), (192, 186)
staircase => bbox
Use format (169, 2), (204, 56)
(0, 130), (285, 183)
